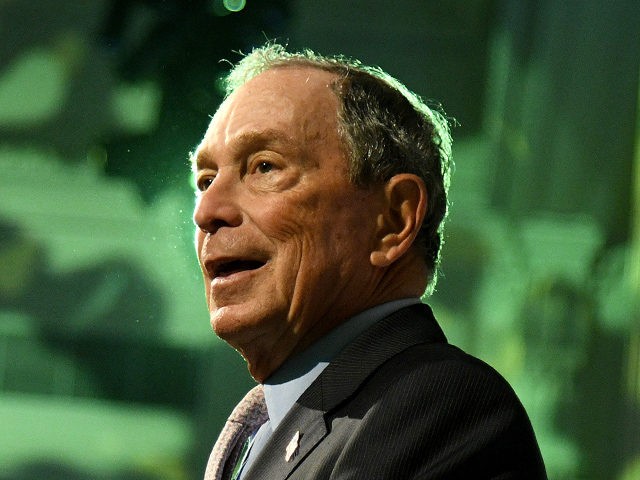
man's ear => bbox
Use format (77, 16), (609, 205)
(370, 174), (427, 267)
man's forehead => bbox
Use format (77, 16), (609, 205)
(191, 66), (341, 169)
(224, 66), (339, 112)
(217, 67), (335, 124)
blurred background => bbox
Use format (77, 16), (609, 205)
(0, 0), (638, 478)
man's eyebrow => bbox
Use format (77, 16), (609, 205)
(191, 129), (296, 171)
(233, 129), (296, 150)
(190, 149), (211, 173)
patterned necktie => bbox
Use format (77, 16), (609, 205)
(204, 385), (269, 480)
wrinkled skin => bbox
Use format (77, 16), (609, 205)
(192, 67), (424, 381)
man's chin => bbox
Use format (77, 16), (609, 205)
(208, 305), (266, 346)
(209, 305), (240, 340)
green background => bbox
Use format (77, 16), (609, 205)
(1, 1), (638, 479)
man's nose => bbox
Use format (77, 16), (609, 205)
(193, 176), (242, 234)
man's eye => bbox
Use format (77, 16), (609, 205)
(197, 177), (214, 191)
(256, 161), (274, 174)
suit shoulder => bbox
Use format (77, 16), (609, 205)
(375, 340), (518, 398)
(327, 342), (546, 479)
(346, 340), (536, 444)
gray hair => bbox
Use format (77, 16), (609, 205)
(222, 43), (453, 294)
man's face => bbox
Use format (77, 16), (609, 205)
(192, 67), (384, 380)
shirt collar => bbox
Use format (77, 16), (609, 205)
(262, 297), (421, 429)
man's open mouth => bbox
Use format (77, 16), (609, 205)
(214, 259), (265, 278)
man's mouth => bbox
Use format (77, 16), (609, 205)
(213, 259), (265, 279)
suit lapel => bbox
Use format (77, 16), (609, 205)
(304, 303), (447, 413)
(243, 303), (446, 480)
(242, 400), (327, 479)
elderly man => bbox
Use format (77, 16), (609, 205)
(192, 43), (546, 480)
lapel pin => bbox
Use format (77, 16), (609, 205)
(285, 430), (301, 462)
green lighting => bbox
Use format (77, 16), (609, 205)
(223, 0), (246, 13)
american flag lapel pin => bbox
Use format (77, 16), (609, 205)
(285, 430), (301, 462)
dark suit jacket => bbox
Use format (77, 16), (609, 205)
(239, 304), (546, 479)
